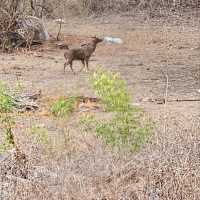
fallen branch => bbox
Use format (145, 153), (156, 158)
(56, 18), (63, 41)
(4, 90), (41, 112)
(142, 97), (200, 104)
(167, 99), (200, 102)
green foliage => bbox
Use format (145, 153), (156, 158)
(87, 69), (153, 151)
(91, 69), (130, 112)
(95, 113), (153, 151)
(0, 115), (15, 153)
(0, 81), (16, 153)
(51, 97), (76, 118)
(0, 82), (14, 112)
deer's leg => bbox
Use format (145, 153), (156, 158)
(79, 59), (85, 72)
(64, 58), (72, 73)
(64, 60), (68, 73)
(85, 58), (89, 71)
(69, 61), (76, 75)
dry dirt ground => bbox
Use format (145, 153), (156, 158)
(0, 15), (199, 119)
(0, 15), (200, 199)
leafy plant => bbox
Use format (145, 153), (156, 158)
(95, 113), (153, 151)
(51, 97), (76, 118)
(88, 68), (153, 151)
(0, 81), (14, 112)
(0, 115), (16, 153)
(0, 82), (16, 153)
(91, 69), (130, 112)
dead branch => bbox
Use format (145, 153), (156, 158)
(4, 90), (41, 112)
(56, 18), (63, 41)
(143, 97), (200, 104)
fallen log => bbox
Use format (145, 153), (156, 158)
(141, 97), (200, 104)
(4, 90), (41, 112)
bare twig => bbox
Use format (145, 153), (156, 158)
(56, 18), (63, 41)
(3, 90), (41, 112)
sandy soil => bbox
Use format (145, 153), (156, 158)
(0, 16), (199, 121)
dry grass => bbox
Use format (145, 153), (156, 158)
(26, 0), (200, 17)
(0, 110), (199, 199)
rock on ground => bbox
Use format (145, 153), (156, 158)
(16, 16), (49, 41)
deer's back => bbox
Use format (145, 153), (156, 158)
(81, 44), (96, 57)
(64, 42), (97, 61)
(73, 49), (86, 60)
(65, 48), (85, 60)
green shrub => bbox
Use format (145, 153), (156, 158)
(95, 113), (152, 151)
(91, 69), (130, 112)
(0, 115), (15, 153)
(0, 82), (16, 153)
(51, 97), (76, 118)
(88, 69), (153, 151)
(0, 82), (14, 112)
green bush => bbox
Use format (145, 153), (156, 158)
(0, 82), (14, 112)
(88, 69), (153, 151)
(51, 97), (76, 118)
(91, 70), (130, 112)
(0, 82), (16, 153)
(95, 113), (152, 151)
(0, 114), (15, 153)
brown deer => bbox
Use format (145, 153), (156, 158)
(63, 36), (103, 74)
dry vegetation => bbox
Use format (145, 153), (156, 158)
(0, 1), (200, 200)
(44, 0), (200, 17)
(1, 0), (199, 18)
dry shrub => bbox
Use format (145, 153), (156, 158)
(0, 112), (199, 199)
(1, 1), (199, 20)
(77, 0), (135, 14)
(53, 0), (200, 16)
(24, 0), (200, 18)
(0, 0), (23, 51)
(0, 2), (19, 32)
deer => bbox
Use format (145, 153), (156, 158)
(63, 36), (103, 74)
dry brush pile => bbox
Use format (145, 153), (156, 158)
(0, 1), (26, 51)
(0, 0), (50, 52)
